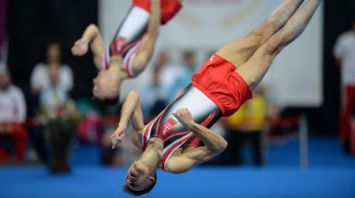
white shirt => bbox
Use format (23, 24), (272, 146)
(0, 85), (27, 123)
(39, 84), (68, 119)
(334, 31), (355, 85)
(30, 63), (74, 92)
(157, 64), (182, 88)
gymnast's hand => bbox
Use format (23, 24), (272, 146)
(71, 39), (89, 56)
(173, 108), (194, 130)
(111, 124), (126, 149)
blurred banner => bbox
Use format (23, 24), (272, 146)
(100, 0), (323, 107)
(160, 0), (270, 49)
(0, 0), (6, 64)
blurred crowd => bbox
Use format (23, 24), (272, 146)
(0, 42), (77, 172)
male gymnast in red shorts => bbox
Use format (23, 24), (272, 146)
(110, 0), (322, 195)
(71, 0), (182, 104)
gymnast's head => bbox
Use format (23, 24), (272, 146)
(123, 161), (157, 196)
(92, 71), (120, 105)
(92, 56), (125, 105)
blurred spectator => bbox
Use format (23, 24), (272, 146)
(30, 42), (73, 95)
(334, 19), (355, 153)
(29, 42), (74, 165)
(140, 67), (168, 120)
(39, 62), (69, 116)
(139, 50), (177, 118)
(155, 50), (182, 94)
(262, 74), (282, 123)
(168, 50), (198, 101)
(0, 67), (27, 162)
(34, 62), (79, 172)
(221, 86), (267, 166)
(140, 50), (198, 119)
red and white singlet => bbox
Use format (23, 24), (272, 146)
(141, 85), (222, 170)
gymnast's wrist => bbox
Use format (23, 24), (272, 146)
(118, 120), (128, 129)
(187, 121), (197, 131)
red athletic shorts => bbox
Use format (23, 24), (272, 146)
(191, 54), (252, 117)
(132, 0), (182, 25)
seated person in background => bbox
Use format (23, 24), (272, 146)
(29, 42), (73, 164)
(37, 62), (79, 173)
(140, 67), (168, 121)
(71, 0), (182, 104)
(0, 68), (27, 162)
(31, 42), (73, 95)
(168, 50), (199, 101)
(39, 62), (69, 116)
(221, 85), (267, 166)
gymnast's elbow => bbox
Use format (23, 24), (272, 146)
(212, 139), (228, 155)
(127, 90), (140, 98)
(88, 23), (99, 31)
(220, 139), (228, 152)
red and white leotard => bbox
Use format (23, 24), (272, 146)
(141, 85), (222, 170)
(103, 38), (144, 78)
(102, 0), (182, 78)
(141, 54), (253, 170)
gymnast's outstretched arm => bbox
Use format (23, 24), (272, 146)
(132, 0), (161, 71)
(146, 0), (160, 40)
(166, 108), (228, 173)
(111, 91), (145, 149)
(71, 24), (105, 70)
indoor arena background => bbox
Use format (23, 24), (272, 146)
(0, 0), (355, 197)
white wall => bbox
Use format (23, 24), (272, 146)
(100, 0), (323, 107)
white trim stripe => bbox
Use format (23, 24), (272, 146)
(141, 114), (160, 149)
(102, 48), (110, 70)
(162, 133), (194, 167)
(141, 125), (148, 147)
(123, 41), (140, 77)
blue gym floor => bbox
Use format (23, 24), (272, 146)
(0, 136), (354, 198)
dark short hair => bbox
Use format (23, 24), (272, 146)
(122, 172), (157, 196)
(92, 96), (119, 106)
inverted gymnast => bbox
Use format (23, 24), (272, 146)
(111, 0), (322, 195)
(71, 0), (182, 104)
